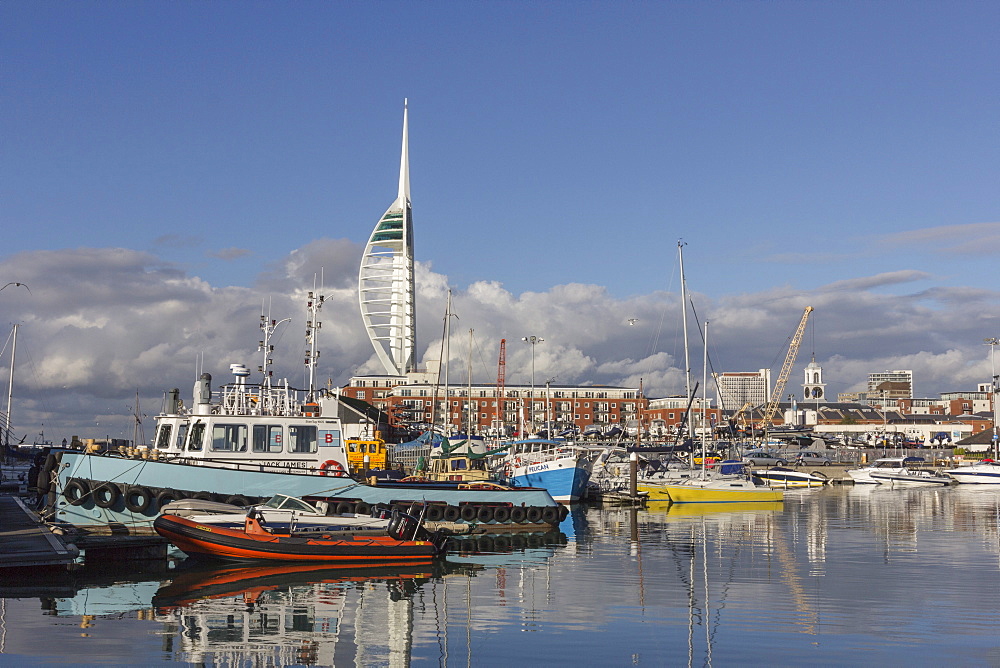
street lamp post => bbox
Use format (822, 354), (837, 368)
(522, 336), (543, 431)
(986, 338), (999, 459)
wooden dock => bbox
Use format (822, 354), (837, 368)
(0, 495), (80, 570)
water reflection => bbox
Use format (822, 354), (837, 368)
(5, 489), (1000, 665)
(153, 561), (442, 666)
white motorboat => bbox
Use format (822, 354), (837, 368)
(943, 459), (1000, 485)
(869, 468), (953, 487)
(753, 467), (829, 488)
(847, 457), (927, 484)
(168, 493), (394, 535)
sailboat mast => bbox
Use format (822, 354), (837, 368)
(678, 241), (692, 421)
(429, 289), (453, 434)
(4, 324), (17, 448)
(702, 321), (709, 469)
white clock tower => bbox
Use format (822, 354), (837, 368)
(803, 356), (826, 402)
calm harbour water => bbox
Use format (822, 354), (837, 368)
(2, 485), (999, 666)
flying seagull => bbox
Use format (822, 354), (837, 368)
(1, 282), (31, 293)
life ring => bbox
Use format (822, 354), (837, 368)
(425, 505), (444, 522)
(509, 506), (527, 523)
(93, 482), (121, 509)
(541, 506), (559, 524)
(493, 506), (511, 523)
(460, 505), (478, 522)
(354, 502), (371, 515)
(123, 485), (153, 513)
(476, 505), (495, 523)
(63, 478), (90, 504)
(224, 495), (250, 508)
(443, 505), (461, 522)
(319, 460), (346, 476)
(525, 506), (543, 523)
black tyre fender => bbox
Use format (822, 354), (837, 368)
(155, 488), (183, 509)
(541, 506), (559, 524)
(492, 506), (511, 523)
(93, 482), (121, 509)
(476, 505), (495, 523)
(443, 505), (461, 522)
(460, 505), (478, 522)
(64, 478), (90, 504)
(425, 505), (444, 522)
(335, 501), (354, 515)
(558, 505), (570, 521)
(123, 485), (153, 513)
(191, 491), (215, 502)
(509, 506), (527, 523)
(37, 453), (58, 495)
(525, 506), (543, 523)
(354, 502), (371, 515)
(224, 495), (250, 508)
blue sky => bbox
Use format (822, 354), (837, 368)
(1, 2), (998, 439)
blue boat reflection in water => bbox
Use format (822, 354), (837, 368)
(4, 487), (1000, 665)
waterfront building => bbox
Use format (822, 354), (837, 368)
(359, 101), (417, 377)
(342, 376), (645, 437)
(868, 370), (913, 399)
(644, 396), (721, 437)
(714, 369), (771, 411)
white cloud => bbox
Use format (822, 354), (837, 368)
(1, 242), (997, 442)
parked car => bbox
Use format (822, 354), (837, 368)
(742, 450), (788, 466)
(791, 450), (833, 466)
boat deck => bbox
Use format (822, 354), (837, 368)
(0, 495), (79, 569)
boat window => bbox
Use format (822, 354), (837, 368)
(348, 442), (359, 453)
(175, 424), (187, 450)
(155, 424), (172, 450)
(252, 425), (283, 453)
(451, 459), (468, 471)
(212, 424), (248, 452)
(288, 425), (318, 453)
(187, 422), (205, 451)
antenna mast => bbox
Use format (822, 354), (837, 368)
(304, 275), (325, 397)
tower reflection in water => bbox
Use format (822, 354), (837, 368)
(151, 530), (569, 666)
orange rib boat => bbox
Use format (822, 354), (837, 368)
(154, 509), (444, 565)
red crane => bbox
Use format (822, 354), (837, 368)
(496, 339), (506, 432)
